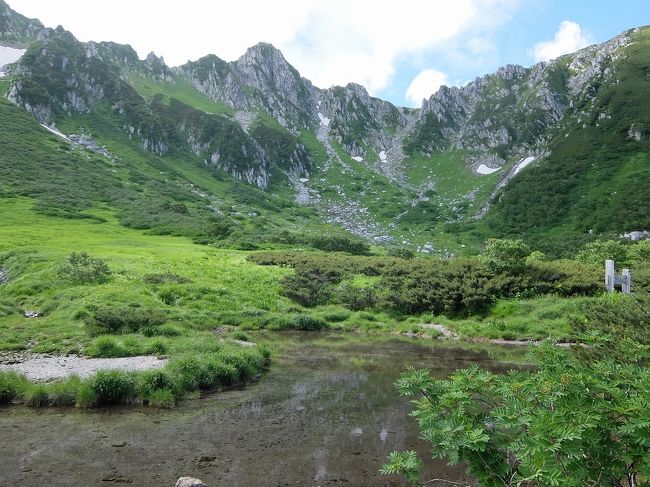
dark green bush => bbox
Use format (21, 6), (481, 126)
(336, 283), (378, 311)
(142, 324), (182, 337)
(86, 307), (167, 334)
(480, 239), (531, 275)
(281, 269), (341, 307)
(576, 293), (650, 364)
(57, 251), (111, 284)
(387, 247), (415, 259)
(310, 235), (370, 255)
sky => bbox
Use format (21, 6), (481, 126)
(6, 0), (650, 107)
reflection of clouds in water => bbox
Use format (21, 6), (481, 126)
(380, 427), (388, 442)
(350, 427), (363, 437)
(289, 382), (308, 410)
(313, 448), (327, 481)
(287, 372), (370, 411)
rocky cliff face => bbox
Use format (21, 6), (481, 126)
(0, 0), (50, 47)
(177, 43), (318, 131)
(413, 29), (634, 174)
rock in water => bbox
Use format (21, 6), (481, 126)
(175, 477), (207, 487)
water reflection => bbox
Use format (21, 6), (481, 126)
(0, 332), (523, 486)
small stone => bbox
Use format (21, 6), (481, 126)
(175, 477), (208, 487)
(111, 441), (127, 448)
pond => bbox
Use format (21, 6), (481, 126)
(0, 332), (525, 486)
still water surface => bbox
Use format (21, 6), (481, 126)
(0, 332), (524, 486)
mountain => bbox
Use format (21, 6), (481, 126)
(1, 0), (649, 255)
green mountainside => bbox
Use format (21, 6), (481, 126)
(0, 0), (649, 256)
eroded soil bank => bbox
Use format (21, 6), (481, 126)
(0, 332), (523, 486)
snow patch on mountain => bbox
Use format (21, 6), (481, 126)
(477, 164), (501, 175)
(0, 46), (26, 78)
(318, 112), (330, 127)
(40, 124), (70, 141)
(514, 156), (536, 174)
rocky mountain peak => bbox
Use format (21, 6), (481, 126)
(238, 42), (286, 66)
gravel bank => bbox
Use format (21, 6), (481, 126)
(0, 353), (168, 381)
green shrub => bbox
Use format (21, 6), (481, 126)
(310, 235), (370, 255)
(57, 251), (111, 284)
(384, 346), (650, 486)
(91, 371), (135, 405)
(576, 240), (630, 267)
(480, 238), (531, 275)
(387, 247), (415, 259)
(576, 293), (650, 364)
(281, 269), (341, 307)
(86, 307), (167, 334)
(336, 283), (378, 311)
(142, 324), (181, 337)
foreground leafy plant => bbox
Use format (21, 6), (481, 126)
(383, 344), (650, 486)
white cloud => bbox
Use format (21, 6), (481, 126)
(7, 0), (519, 95)
(405, 69), (449, 107)
(531, 21), (592, 62)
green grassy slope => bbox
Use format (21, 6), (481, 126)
(0, 198), (292, 353)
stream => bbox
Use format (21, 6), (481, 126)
(0, 332), (525, 486)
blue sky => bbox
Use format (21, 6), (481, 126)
(380, 0), (650, 106)
(7, 0), (650, 107)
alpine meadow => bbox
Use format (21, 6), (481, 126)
(1, 1), (650, 485)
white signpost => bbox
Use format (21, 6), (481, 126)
(605, 259), (631, 294)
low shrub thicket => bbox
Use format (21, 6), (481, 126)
(576, 293), (650, 364)
(85, 307), (167, 335)
(251, 251), (602, 316)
